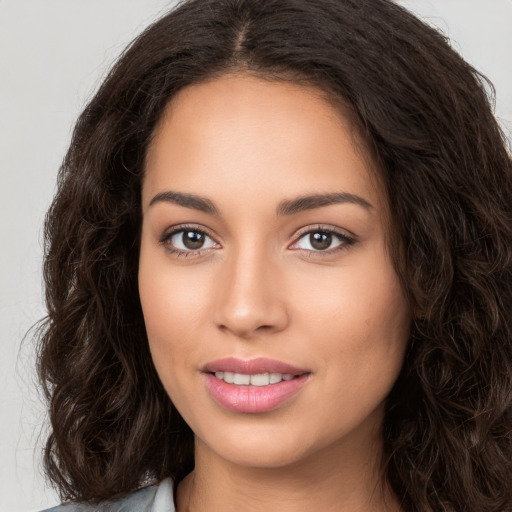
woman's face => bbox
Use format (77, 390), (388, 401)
(139, 74), (411, 469)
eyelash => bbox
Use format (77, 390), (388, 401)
(159, 224), (218, 258)
(159, 224), (356, 258)
(291, 225), (356, 257)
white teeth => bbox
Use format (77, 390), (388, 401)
(250, 373), (270, 386)
(233, 373), (250, 385)
(270, 373), (282, 384)
(214, 372), (295, 386)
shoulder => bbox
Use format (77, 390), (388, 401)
(40, 478), (175, 512)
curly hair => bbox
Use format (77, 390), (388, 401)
(37, 0), (512, 510)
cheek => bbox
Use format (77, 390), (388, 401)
(138, 243), (220, 389)
(140, 279), (205, 338)
(140, 233), (201, 326)
(292, 255), (409, 343)
(302, 269), (409, 429)
(139, 280), (197, 418)
(290, 252), (410, 389)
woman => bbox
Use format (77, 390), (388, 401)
(39, 0), (512, 510)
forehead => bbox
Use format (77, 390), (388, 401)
(142, 74), (384, 216)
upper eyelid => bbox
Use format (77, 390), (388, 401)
(162, 224), (217, 240)
(292, 224), (356, 240)
(291, 229), (354, 246)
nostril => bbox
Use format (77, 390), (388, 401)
(213, 291), (290, 338)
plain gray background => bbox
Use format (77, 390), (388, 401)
(1, 1), (511, 511)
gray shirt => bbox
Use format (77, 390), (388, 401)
(42, 478), (175, 512)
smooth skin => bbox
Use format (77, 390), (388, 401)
(139, 74), (411, 512)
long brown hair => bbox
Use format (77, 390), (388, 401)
(37, 0), (512, 510)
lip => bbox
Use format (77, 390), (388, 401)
(202, 357), (309, 375)
(202, 358), (311, 414)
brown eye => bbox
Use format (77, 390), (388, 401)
(182, 230), (205, 249)
(165, 229), (218, 253)
(309, 232), (332, 250)
(290, 228), (355, 254)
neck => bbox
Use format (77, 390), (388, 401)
(176, 434), (400, 512)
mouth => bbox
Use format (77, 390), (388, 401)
(210, 371), (297, 386)
(203, 357), (309, 376)
(202, 358), (311, 413)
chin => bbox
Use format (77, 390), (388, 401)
(213, 444), (308, 469)
(198, 418), (357, 474)
(195, 423), (316, 469)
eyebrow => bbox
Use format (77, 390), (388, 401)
(276, 192), (373, 215)
(149, 191), (220, 215)
(148, 190), (373, 215)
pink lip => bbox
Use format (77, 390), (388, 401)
(202, 358), (311, 414)
(203, 357), (308, 375)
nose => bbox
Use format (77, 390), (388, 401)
(213, 245), (289, 339)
